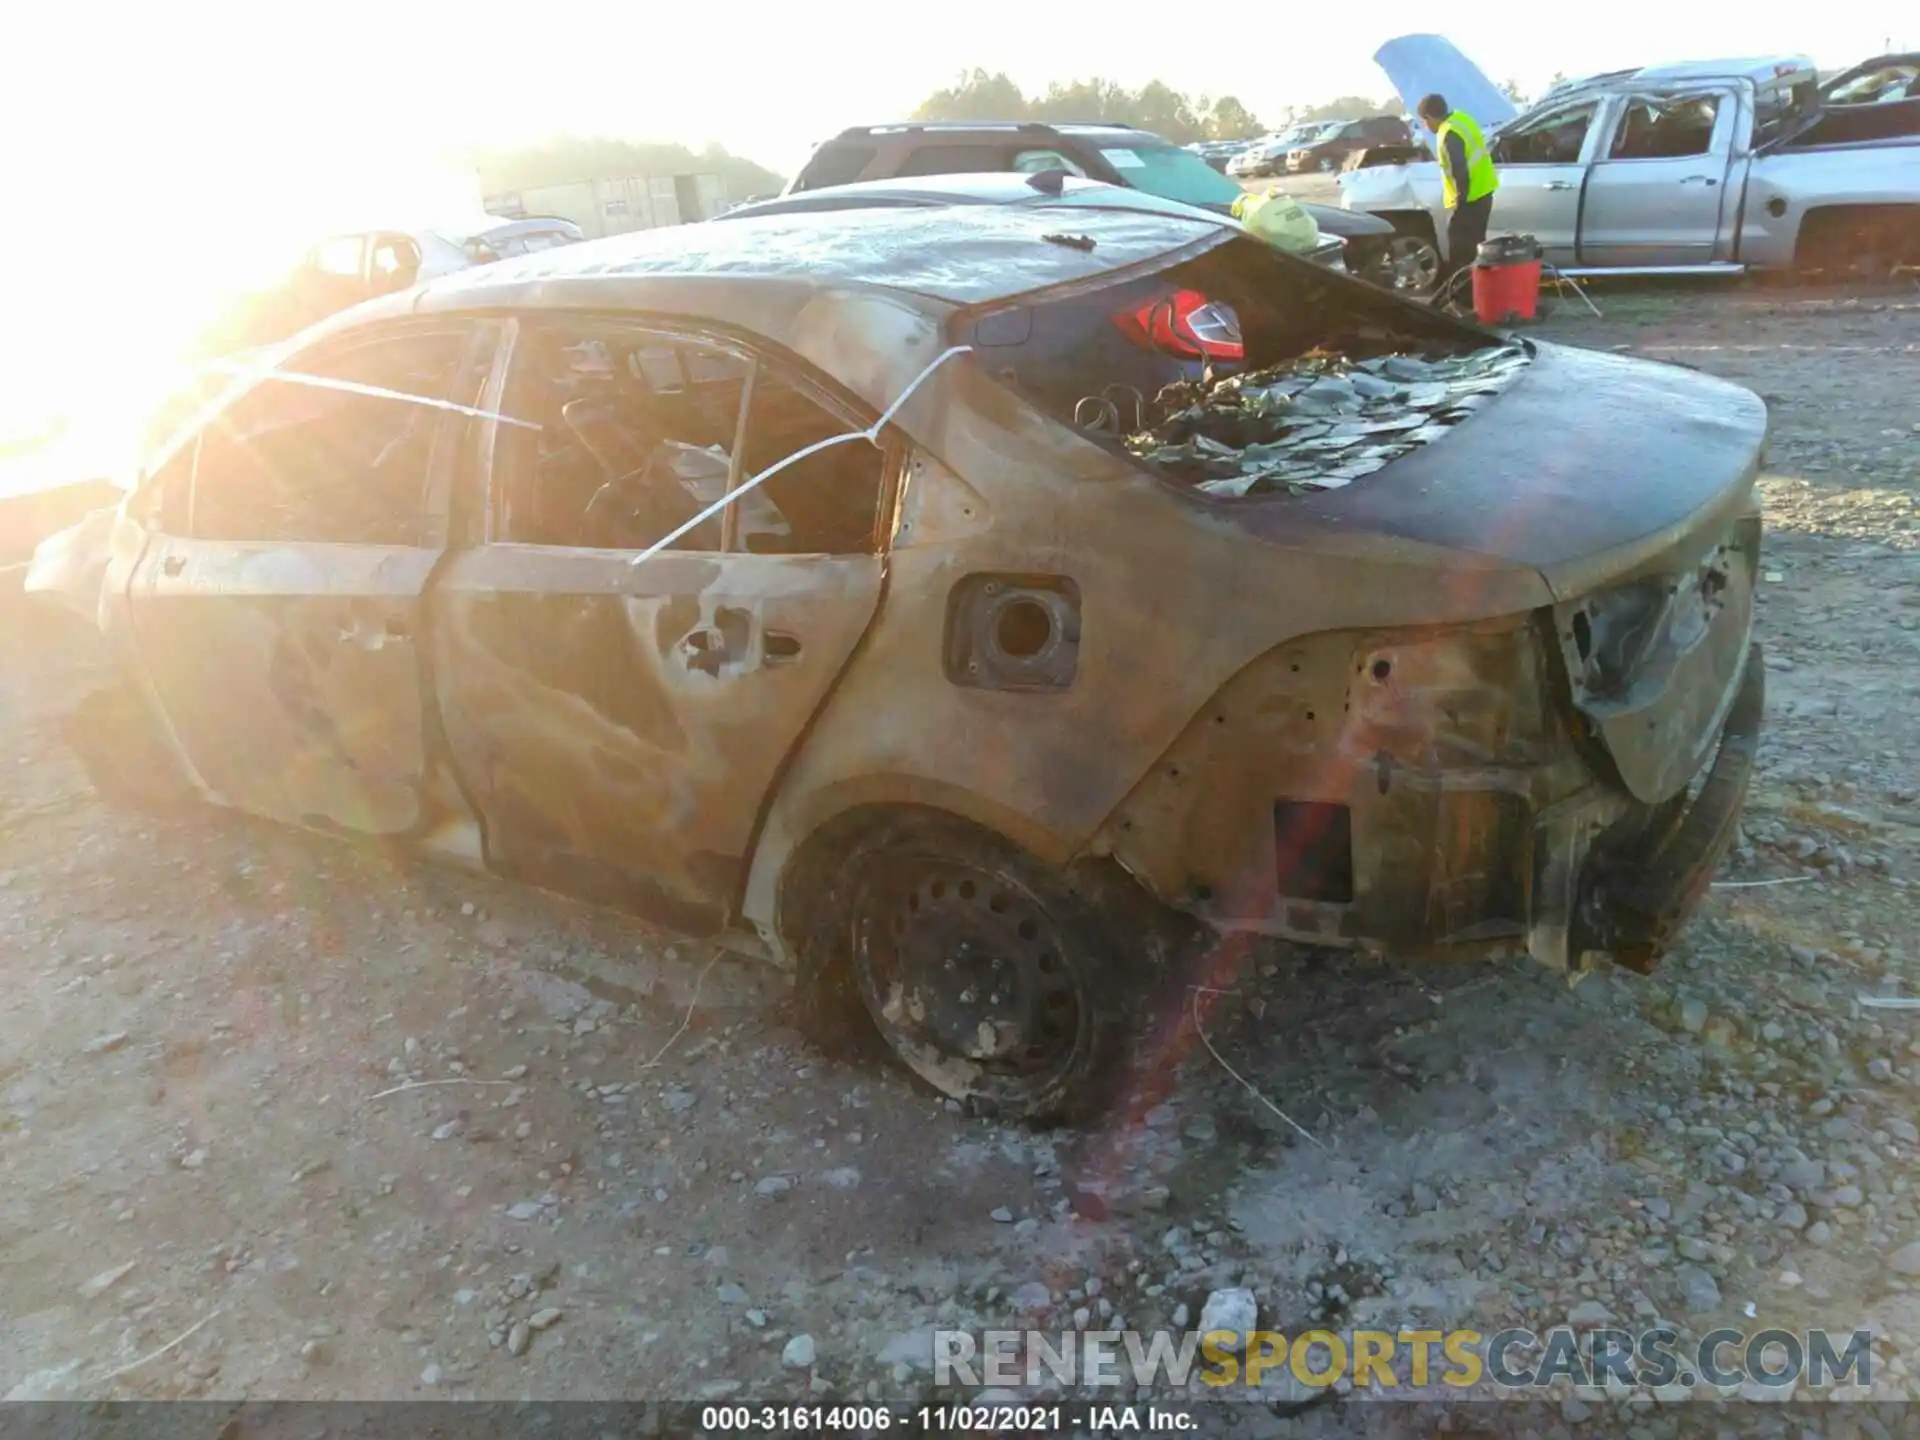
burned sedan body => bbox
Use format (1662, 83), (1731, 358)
(27, 205), (1765, 1122)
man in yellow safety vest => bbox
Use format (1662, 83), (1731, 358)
(1417, 93), (1499, 286)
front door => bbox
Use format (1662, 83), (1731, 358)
(129, 320), (496, 834)
(430, 317), (898, 933)
(1487, 97), (1605, 267)
(1579, 90), (1737, 266)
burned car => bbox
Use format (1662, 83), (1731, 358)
(27, 206), (1765, 1123)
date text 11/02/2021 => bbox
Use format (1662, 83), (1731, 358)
(698, 1405), (1196, 1431)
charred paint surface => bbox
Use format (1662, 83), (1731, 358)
(1240, 343), (1767, 592)
(1551, 515), (1761, 804)
(26, 205), (1768, 998)
(1091, 624), (1616, 966)
(739, 356), (1567, 953)
(430, 545), (883, 934)
(128, 538), (434, 833)
(424, 207), (1230, 309)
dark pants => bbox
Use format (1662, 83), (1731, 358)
(1443, 194), (1494, 285)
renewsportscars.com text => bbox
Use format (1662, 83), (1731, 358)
(934, 1326), (1872, 1392)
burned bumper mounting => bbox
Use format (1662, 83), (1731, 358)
(1578, 643), (1765, 972)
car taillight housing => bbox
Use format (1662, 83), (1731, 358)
(1113, 289), (1245, 362)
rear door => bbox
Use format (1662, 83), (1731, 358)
(1579, 89), (1738, 265)
(1487, 97), (1606, 265)
(429, 317), (899, 934)
(129, 320), (497, 833)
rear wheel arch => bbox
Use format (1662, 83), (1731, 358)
(776, 800), (1196, 1122)
(773, 800), (1071, 969)
(1791, 204), (1920, 274)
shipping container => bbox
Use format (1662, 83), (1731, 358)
(483, 173), (727, 238)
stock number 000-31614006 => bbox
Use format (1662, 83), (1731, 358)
(698, 1406), (1068, 1431)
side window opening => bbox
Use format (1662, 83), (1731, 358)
(1497, 102), (1598, 164)
(309, 236), (365, 279)
(794, 140), (877, 191)
(895, 144), (1015, 177)
(186, 329), (472, 546)
(1014, 149), (1087, 176)
(1827, 62), (1919, 106)
(1609, 94), (1721, 159)
(370, 234), (422, 291)
(735, 370), (889, 556)
(495, 322), (889, 556)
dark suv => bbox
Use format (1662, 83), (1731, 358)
(787, 121), (1400, 273)
(1285, 115), (1413, 173)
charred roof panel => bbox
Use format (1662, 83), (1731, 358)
(416, 205), (1228, 309)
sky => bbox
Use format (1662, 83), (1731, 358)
(0, 0), (1907, 460)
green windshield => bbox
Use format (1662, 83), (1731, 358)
(1098, 142), (1243, 210)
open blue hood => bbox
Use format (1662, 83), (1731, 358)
(1373, 34), (1520, 147)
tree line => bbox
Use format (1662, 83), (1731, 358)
(910, 70), (1413, 142)
(456, 66), (1575, 206)
(909, 70), (1566, 142)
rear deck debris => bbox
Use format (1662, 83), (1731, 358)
(1126, 342), (1530, 497)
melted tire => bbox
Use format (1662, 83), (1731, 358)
(799, 812), (1146, 1126)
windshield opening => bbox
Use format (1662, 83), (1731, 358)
(1099, 142), (1245, 210)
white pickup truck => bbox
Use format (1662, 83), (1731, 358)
(1340, 39), (1920, 280)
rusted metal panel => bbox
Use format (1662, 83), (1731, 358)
(128, 539), (438, 833)
(1081, 622), (1617, 965)
(25, 208), (1768, 1003)
(1549, 516), (1761, 805)
(428, 545), (885, 934)
(738, 358), (1563, 957)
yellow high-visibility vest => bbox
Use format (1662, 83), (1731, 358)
(1435, 110), (1499, 209)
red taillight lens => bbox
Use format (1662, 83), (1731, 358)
(1113, 289), (1245, 361)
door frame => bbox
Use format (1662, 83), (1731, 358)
(1576, 85), (1742, 266)
(1487, 94), (1612, 265)
(426, 307), (909, 929)
(124, 317), (502, 831)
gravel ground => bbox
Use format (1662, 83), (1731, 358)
(2, 284), (1918, 1434)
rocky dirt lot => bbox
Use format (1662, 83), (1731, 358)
(2, 283), (1919, 1434)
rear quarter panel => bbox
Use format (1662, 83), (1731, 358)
(1743, 142), (1920, 265)
(739, 358), (1555, 953)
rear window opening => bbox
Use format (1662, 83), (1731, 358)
(958, 234), (1530, 500)
(791, 141), (878, 192)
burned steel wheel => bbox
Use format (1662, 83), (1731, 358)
(840, 823), (1131, 1122)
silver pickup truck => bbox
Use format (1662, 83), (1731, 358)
(1340, 41), (1920, 280)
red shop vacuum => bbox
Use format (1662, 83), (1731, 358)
(1471, 233), (1543, 324)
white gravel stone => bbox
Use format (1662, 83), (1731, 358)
(1198, 1288), (1258, 1354)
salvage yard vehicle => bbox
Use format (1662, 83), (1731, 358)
(1187, 139), (1251, 173)
(1343, 39), (1920, 277)
(714, 170), (1348, 270)
(1286, 115), (1412, 173)
(785, 121), (1413, 288)
(197, 216), (586, 358)
(1228, 125), (1334, 179)
(28, 205), (1766, 1123)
